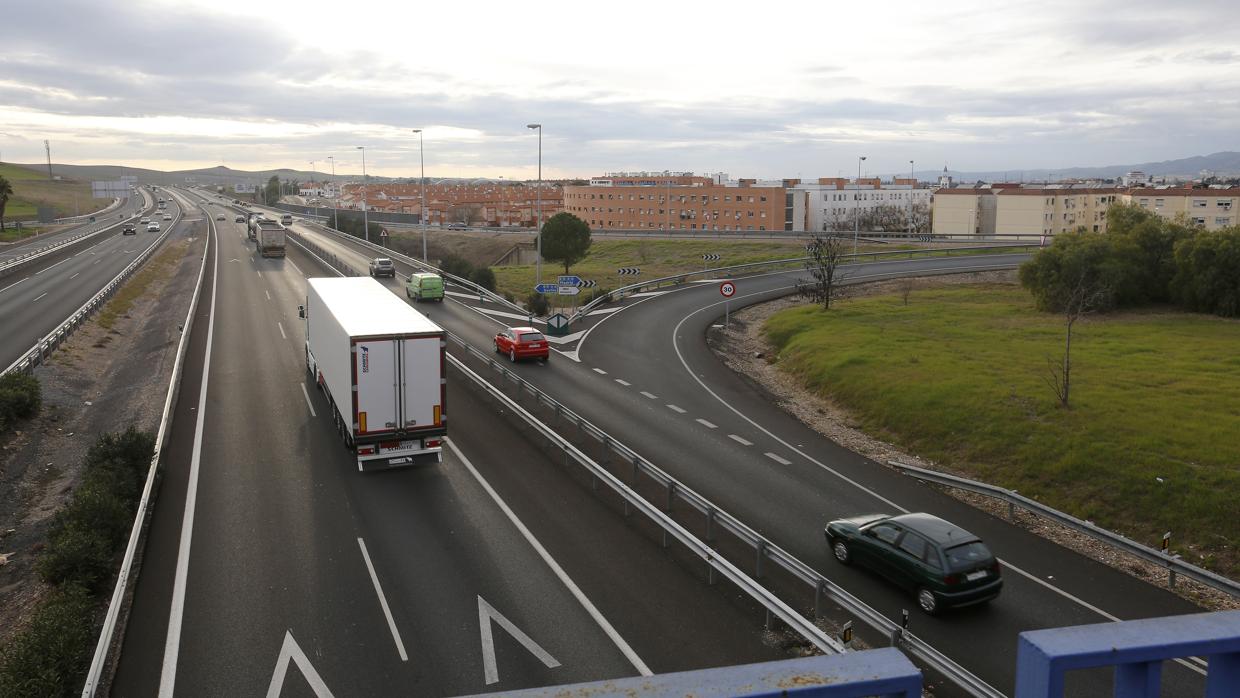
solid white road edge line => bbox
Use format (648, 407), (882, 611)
(159, 212), (220, 697)
(446, 438), (652, 677)
(0, 277), (29, 294)
(35, 257), (70, 274)
(300, 383), (317, 417)
(357, 537), (410, 662)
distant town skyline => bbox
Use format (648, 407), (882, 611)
(4, 0), (1239, 180)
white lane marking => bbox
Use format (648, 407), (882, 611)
(265, 631), (336, 698)
(300, 383), (317, 417)
(265, 290), (271, 301)
(729, 434), (753, 446)
(0, 277), (29, 294)
(696, 418), (717, 429)
(592, 367), (607, 375)
(448, 439), (651, 677)
(472, 305), (542, 323)
(160, 215), (219, 697)
(32, 292), (48, 302)
(256, 269), (262, 277)
(640, 391), (658, 400)
(93, 259), (102, 265)
(35, 258), (70, 274)
(286, 258), (304, 276)
(586, 307), (624, 316)
(478, 596), (561, 685)
(277, 321), (287, 339)
(764, 452), (792, 465)
(357, 538), (409, 661)
(627, 291), (667, 298)
(70, 272), (79, 280)
(614, 379), (631, 387)
(666, 404), (686, 413)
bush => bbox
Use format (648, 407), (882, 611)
(0, 373), (41, 429)
(526, 292), (550, 316)
(36, 525), (116, 592)
(0, 584), (96, 698)
(469, 267), (496, 292)
(439, 253), (474, 279)
(1170, 228), (1240, 317)
(1019, 231), (1129, 312)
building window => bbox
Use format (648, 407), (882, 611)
(760, 196), (767, 202)
(1215, 217), (1231, 226)
(1155, 199), (1164, 208)
(1192, 217), (1206, 226)
(1193, 199), (1207, 208)
(1219, 200), (1233, 210)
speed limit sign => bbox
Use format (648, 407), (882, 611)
(720, 281), (736, 298)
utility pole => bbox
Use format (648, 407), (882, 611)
(412, 129), (427, 261)
(853, 155), (866, 255)
(527, 124), (543, 285)
(357, 146), (369, 242)
(45, 140), (53, 180)
(327, 156), (338, 231)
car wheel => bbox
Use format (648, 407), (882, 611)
(495, 341), (501, 354)
(832, 539), (851, 564)
(917, 587), (940, 615)
(509, 348), (517, 363)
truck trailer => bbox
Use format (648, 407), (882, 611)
(254, 220), (286, 257)
(301, 277), (447, 469)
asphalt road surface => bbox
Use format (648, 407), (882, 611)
(0, 188), (184, 371)
(287, 223), (1209, 695)
(113, 194), (788, 697)
(0, 193), (141, 264)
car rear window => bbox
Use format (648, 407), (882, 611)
(519, 333), (545, 343)
(376, 259), (392, 266)
(944, 541), (992, 570)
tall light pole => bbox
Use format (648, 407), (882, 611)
(356, 145), (369, 242)
(412, 129), (427, 261)
(908, 159), (915, 238)
(327, 155), (338, 231)
(527, 123), (542, 285)
(854, 155), (867, 255)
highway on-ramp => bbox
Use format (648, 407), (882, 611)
(113, 194), (788, 696)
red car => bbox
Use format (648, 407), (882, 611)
(495, 327), (549, 363)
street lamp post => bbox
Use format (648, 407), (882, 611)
(527, 123), (542, 285)
(412, 129), (427, 261)
(327, 156), (338, 231)
(356, 146), (369, 242)
(908, 159), (914, 238)
(854, 155), (867, 255)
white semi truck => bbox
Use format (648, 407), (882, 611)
(301, 277), (447, 469)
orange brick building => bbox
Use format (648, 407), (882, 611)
(564, 173), (794, 231)
(339, 182), (563, 227)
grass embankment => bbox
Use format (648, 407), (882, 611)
(764, 283), (1240, 576)
(0, 162), (111, 224)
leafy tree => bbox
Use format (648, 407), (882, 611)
(469, 266), (496, 291)
(540, 212), (592, 274)
(1019, 231), (1128, 313)
(438, 252), (474, 279)
(0, 175), (12, 231)
(1105, 202), (1191, 305)
(1170, 227), (1240, 317)
(264, 175), (280, 205)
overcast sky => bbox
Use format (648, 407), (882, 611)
(3, 0), (1238, 179)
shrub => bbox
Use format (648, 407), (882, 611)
(439, 253), (474, 279)
(0, 584), (96, 698)
(469, 267), (496, 292)
(0, 373), (41, 429)
(526, 292), (550, 317)
(36, 524), (115, 592)
(1019, 231), (1126, 312)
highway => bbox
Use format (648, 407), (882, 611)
(113, 193), (788, 696)
(283, 219), (1209, 695)
(0, 194), (142, 265)
(0, 188), (184, 371)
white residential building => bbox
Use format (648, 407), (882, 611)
(793, 178), (933, 232)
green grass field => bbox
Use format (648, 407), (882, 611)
(0, 162), (111, 223)
(764, 283), (1240, 576)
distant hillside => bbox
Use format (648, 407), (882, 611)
(914, 151), (1240, 183)
(0, 162), (112, 223)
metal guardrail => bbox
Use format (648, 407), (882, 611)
(82, 189), (213, 696)
(888, 461), (1240, 599)
(0, 194), (148, 280)
(2, 198), (185, 376)
(289, 231), (1006, 696)
(570, 243), (1038, 323)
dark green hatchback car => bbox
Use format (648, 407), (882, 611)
(825, 512), (1002, 615)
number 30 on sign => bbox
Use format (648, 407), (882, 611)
(719, 281), (736, 298)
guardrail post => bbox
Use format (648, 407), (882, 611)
(814, 579), (825, 618)
(1169, 555), (1181, 588)
(707, 560), (716, 585)
(666, 481), (676, 512)
(601, 435), (611, 463)
(1008, 493), (1017, 521)
(553, 402), (560, 425)
(631, 454), (640, 484)
(755, 540), (766, 579)
(706, 508), (716, 543)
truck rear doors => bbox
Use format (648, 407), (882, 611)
(353, 337), (443, 435)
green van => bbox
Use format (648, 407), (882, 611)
(406, 272), (445, 302)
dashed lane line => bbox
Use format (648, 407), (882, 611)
(729, 435), (753, 446)
(592, 368), (607, 375)
(695, 418), (717, 429)
(614, 379), (631, 387)
(764, 452), (792, 465)
(640, 391), (658, 400)
(666, 404), (686, 414)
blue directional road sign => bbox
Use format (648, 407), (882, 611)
(558, 275), (582, 287)
(534, 283), (559, 294)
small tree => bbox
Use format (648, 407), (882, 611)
(1044, 267), (1112, 408)
(264, 175), (280, 205)
(799, 234), (850, 309)
(0, 175), (12, 231)
(540, 212), (592, 274)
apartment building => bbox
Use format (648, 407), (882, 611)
(794, 177), (932, 232)
(563, 172), (798, 231)
(933, 186), (1121, 238)
(338, 182), (563, 226)
(1124, 187), (1239, 230)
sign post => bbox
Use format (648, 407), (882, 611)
(720, 280), (736, 328)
